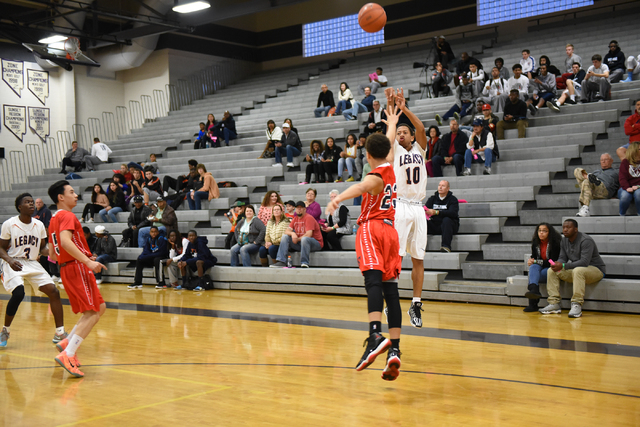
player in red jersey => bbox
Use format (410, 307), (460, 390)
(326, 106), (403, 381)
(47, 180), (107, 378)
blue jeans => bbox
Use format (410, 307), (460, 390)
(230, 243), (260, 267)
(343, 101), (367, 120)
(338, 157), (355, 178)
(464, 148), (496, 168)
(276, 235), (322, 266)
(335, 100), (351, 114)
(442, 102), (472, 120)
(99, 207), (123, 223)
(618, 187), (640, 215)
(188, 191), (209, 210)
(314, 106), (331, 117)
(432, 154), (465, 176)
(528, 263), (548, 285)
(138, 226), (166, 248)
(216, 128), (236, 146)
(259, 245), (279, 260)
(275, 145), (301, 164)
(95, 254), (115, 280)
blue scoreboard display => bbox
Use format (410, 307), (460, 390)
(303, 14), (385, 58)
(477, 0), (594, 25)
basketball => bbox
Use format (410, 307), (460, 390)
(358, 3), (387, 33)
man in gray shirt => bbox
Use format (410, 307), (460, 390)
(540, 219), (605, 318)
(525, 64), (556, 115)
(564, 44), (582, 74)
(574, 153), (619, 217)
(59, 141), (90, 174)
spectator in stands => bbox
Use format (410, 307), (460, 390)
(463, 118), (499, 176)
(481, 67), (510, 112)
(116, 163), (133, 182)
(274, 123), (302, 168)
(321, 189), (351, 251)
(59, 141), (89, 174)
(159, 230), (188, 288)
(358, 67), (388, 95)
(343, 86), (376, 121)
(435, 73), (476, 126)
(302, 140), (325, 184)
(213, 110), (237, 146)
(142, 166), (162, 205)
(336, 133), (358, 182)
(479, 104), (499, 137)
(541, 219), (605, 318)
(304, 188), (321, 222)
(574, 153), (619, 217)
(508, 64), (529, 102)
(83, 138), (112, 172)
(83, 226), (97, 253)
(314, 84), (335, 118)
(82, 184), (108, 223)
(163, 159), (197, 197)
(526, 64), (556, 115)
(99, 181), (126, 223)
(425, 180), (459, 252)
(523, 223), (562, 312)
(137, 196), (177, 247)
(494, 57), (510, 79)
(187, 164), (220, 210)
(194, 122), (209, 149)
(355, 133), (369, 179)
(33, 198), (51, 229)
(259, 204), (290, 266)
(538, 56), (561, 76)
(258, 190), (284, 225)
(129, 225), (168, 290)
(364, 100), (387, 137)
(432, 119), (467, 177)
(140, 153), (159, 174)
(426, 125), (440, 177)
(618, 142), (640, 216)
(582, 54), (611, 103)
(557, 44), (583, 89)
(284, 200), (295, 219)
(468, 63), (485, 94)
(260, 120), (282, 159)
(604, 40), (626, 83)
(224, 201), (246, 249)
(111, 173), (130, 198)
(617, 100), (640, 160)
(520, 49), (536, 79)
(459, 99), (486, 128)
(622, 53), (640, 83)
(435, 36), (455, 66)
(92, 225), (116, 285)
(497, 89), (529, 140)
(129, 168), (145, 204)
(283, 118), (298, 135)
(177, 230), (218, 290)
(230, 205), (266, 267)
(454, 52), (482, 86)
(335, 82), (354, 115)
(121, 195), (151, 248)
(271, 201), (323, 268)
(322, 137), (341, 182)
(548, 62), (585, 110)
(431, 62), (453, 98)
(205, 113), (217, 146)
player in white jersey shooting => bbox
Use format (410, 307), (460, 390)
(0, 193), (66, 347)
(384, 88), (429, 328)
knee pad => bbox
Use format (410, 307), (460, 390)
(7, 286), (25, 316)
(382, 282), (402, 329)
(363, 270), (384, 313)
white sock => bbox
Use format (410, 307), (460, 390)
(66, 325), (78, 342)
(412, 297), (421, 303)
(3, 326), (9, 333)
(56, 326), (65, 335)
(65, 335), (84, 357)
(570, 94), (575, 101)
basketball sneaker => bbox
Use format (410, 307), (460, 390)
(56, 337), (68, 352)
(568, 303), (582, 318)
(539, 303), (562, 314)
(55, 351), (84, 378)
(355, 332), (390, 371)
(53, 331), (68, 344)
(381, 348), (401, 381)
(408, 301), (424, 328)
(0, 327), (9, 347)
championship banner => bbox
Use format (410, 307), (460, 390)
(27, 69), (49, 105)
(28, 106), (50, 141)
(2, 59), (24, 97)
(3, 105), (27, 141)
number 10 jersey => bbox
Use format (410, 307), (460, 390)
(393, 140), (427, 203)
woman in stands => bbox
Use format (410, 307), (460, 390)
(524, 222), (562, 312)
(283, 118), (298, 135)
(304, 188), (322, 222)
(112, 173), (130, 197)
(618, 141), (640, 216)
(100, 181), (127, 223)
(230, 205), (266, 267)
(336, 133), (358, 182)
(258, 190), (284, 225)
(321, 137), (342, 182)
(259, 204), (290, 266)
(321, 189), (351, 250)
(188, 164), (220, 210)
(335, 82), (353, 116)
(205, 113), (217, 143)
(82, 184), (108, 223)
(128, 168), (145, 206)
(301, 140), (325, 184)
(260, 120), (282, 159)
(160, 230), (189, 288)
(426, 125), (441, 177)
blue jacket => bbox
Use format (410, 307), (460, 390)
(180, 236), (218, 264)
(139, 235), (168, 261)
(361, 94), (376, 112)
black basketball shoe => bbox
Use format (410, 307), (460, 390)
(355, 332), (390, 371)
(408, 301), (424, 328)
(381, 348), (402, 381)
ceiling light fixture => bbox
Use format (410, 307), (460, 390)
(172, 1), (210, 13)
(38, 35), (68, 44)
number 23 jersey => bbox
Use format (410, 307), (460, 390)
(0, 216), (46, 260)
(393, 140), (427, 203)
(358, 163), (397, 224)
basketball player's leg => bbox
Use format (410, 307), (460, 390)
(381, 281), (402, 380)
(356, 269), (391, 372)
(407, 206), (427, 327)
(27, 264), (66, 337)
(1, 272), (26, 346)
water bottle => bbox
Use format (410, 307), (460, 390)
(352, 223), (358, 234)
(286, 256), (292, 268)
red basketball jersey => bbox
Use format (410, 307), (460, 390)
(49, 209), (92, 264)
(358, 162), (397, 224)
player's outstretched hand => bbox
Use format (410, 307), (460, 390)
(325, 200), (339, 216)
(8, 259), (23, 272)
(395, 88), (406, 110)
(86, 260), (107, 274)
(382, 105), (401, 127)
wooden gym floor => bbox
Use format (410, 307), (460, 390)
(0, 285), (639, 426)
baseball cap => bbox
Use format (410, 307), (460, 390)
(232, 201), (245, 207)
(284, 200), (295, 207)
(94, 225), (106, 235)
(472, 118), (484, 127)
(295, 201), (306, 208)
(156, 196), (165, 202)
(133, 195), (143, 203)
(482, 104), (491, 111)
(282, 123), (290, 128)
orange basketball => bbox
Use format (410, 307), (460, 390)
(358, 3), (387, 33)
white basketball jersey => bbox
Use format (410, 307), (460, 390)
(0, 216), (46, 260)
(393, 140), (427, 203)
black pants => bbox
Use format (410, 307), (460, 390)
(134, 256), (163, 284)
(122, 227), (140, 247)
(427, 217), (459, 249)
(224, 232), (237, 250)
(321, 229), (343, 250)
(82, 203), (103, 220)
(61, 158), (82, 172)
(194, 136), (210, 150)
(433, 81), (451, 98)
(305, 163), (325, 183)
(323, 162), (338, 181)
(431, 154), (464, 177)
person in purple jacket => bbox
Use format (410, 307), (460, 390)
(303, 188), (321, 222)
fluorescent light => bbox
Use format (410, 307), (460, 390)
(38, 35), (68, 44)
(172, 1), (210, 13)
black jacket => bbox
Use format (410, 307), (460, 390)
(323, 145), (342, 164)
(436, 40), (454, 65)
(366, 109), (388, 134)
(425, 190), (459, 228)
(214, 115), (236, 134)
(470, 129), (500, 158)
(503, 99), (528, 121)
(180, 236), (218, 264)
(531, 238), (561, 270)
(127, 205), (152, 228)
(438, 131), (467, 157)
(604, 47), (626, 72)
(280, 130), (302, 151)
(317, 90), (335, 108)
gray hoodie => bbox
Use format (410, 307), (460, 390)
(591, 167), (619, 198)
(532, 72), (556, 95)
(557, 232), (605, 274)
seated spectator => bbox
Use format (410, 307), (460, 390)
(520, 49), (537, 79)
(523, 223), (562, 312)
(497, 89), (529, 140)
(111, 173), (130, 198)
(618, 142), (640, 216)
(494, 57), (510, 79)
(284, 200), (295, 219)
(163, 159), (198, 197)
(454, 52), (482, 86)
(548, 62), (585, 110)
(431, 119), (467, 177)
(121, 195), (151, 247)
(622, 53), (640, 83)
(113, 163), (133, 182)
(582, 55), (611, 103)
(355, 133), (369, 179)
(435, 36), (455, 67)
(205, 113), (217, 146)
(83, 138), (112, 172)
(100, 181), (126, 223)
(574, 153), (619, 217)
(479, 104), (499, 137)
(83, 226), (97, 253)
(59, 141), (89, 174)
(271, 201), (323, 268)
(320, 189), (351, 251)
(259, 204), (290, 266)
(142, 166), (162, 205)
(617, 100), (640, 160)
(81, 184), (108, 223)
(321, 137), (342, 182)
(213, 110), (237, 147)
(128, 167), (145, 206)
(336, 134), (358, 182)
(230, 205), (266, 267)
(425, 180), (459, 252)
(562, 43), (583, 79)
(314, 84), (335, 118)
(604, 40), (626, 83)
(177, 230), (218, 291)
(426, 125), (441, 177)
(541, 219), (605, 318)
(526, 65), (556, 115)
(335, 82), (354, 115)
(92, 225), (116, 284)
(140, 153), (159, 174)
(194, 122), (209, 149)
(480, 67), (510, 112)
(459, 99), (485, 128)
(128, 226), (168, 290)
(508, 64), (529, 102)
(358, 67), (388, 95)
(187, 164), (220, 210)
(467, 63), (485, 94)
(431, 62), (453, 98)
(159, 230), (188, 289)
(224, 201), (246, 249)
(33, 197), (51, 228)
(435, 73), (476, 126)
(538, 55), (561, 76)
(343, 87), (375, 121)
(283, 118), (298, 135)
(274, 123), (302, 168)
(260, 120), (282, 159)
(364, 100), (387, 137)
(258, 190), (284, 225)
(304, 188), (321, 222)
(302, 140), (326, 184)
(137, 196), (177, 248)
(463, 118), (499, 176)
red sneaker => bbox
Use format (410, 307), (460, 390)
(56, 337), (68, 352)
(381, 348), (401, 381)
(55, 351), (84, 378)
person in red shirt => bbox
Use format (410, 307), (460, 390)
(617, 100), (640, 160)
(47, 180), (107, 378)
(270, 201), (323, 268)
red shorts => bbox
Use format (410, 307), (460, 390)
(356, 220), (402, 282)
(60, 261), (105, 314)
